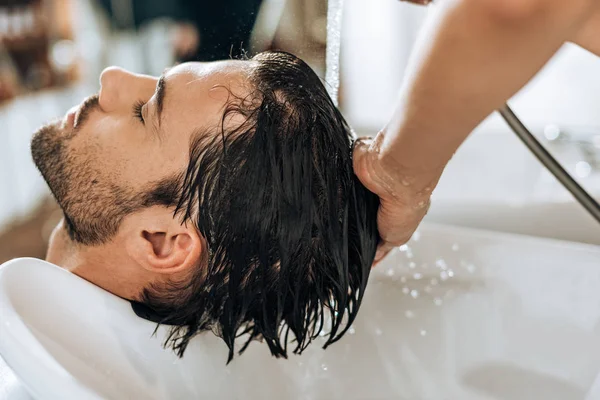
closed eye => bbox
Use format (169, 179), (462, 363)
(133, 100), (145, 124)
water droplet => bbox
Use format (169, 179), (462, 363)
(576, 161), (592, 178)
(299, 362), (304, 367)
(467, 264), (476, 273)
(544, 124), (561, 141)
(440, 271), (449, 281)
(448, 270), (455, 278)
(322, 364), (328, 371)
(436, 259), (448, 270)
(399, 245), (408, 252)
(408, 262), (417, 269)
(348, 326), (356, 335)
(420, 329), (427, 336)
(424, 285), (432, 293)
(434, 297), (443, 306)
(319, 330), (327, 337)
(406, 249), (414, 259)
(412, 231), (421, 241)
(451, 244), (460, 252)
(405, 310), (415, 319)
(401, 179), (411, 187)
(386, 269), (395, 277)
(430, 278), (439, 286)
(402, 287), (410, 295)
(410, 289), (419, 299)
(413, 272), (422, 280)
(375, 328), (383, 336)
(400, 276), (407, 283)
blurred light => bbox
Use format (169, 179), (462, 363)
(79, 31), (103, 60)
(575, 161), (592, 178)
(51, 40), (77, 71)
(544, 124), (561, 141)
(0, 10), (8, 36)
(22, 7), (34, 34)
(14, 8), (25, 36)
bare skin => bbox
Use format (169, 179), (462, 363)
(38, 60), (255, 301)
(354, 0), (600, 262)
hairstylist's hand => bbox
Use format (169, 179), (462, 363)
(353, 136), (432, 265)
(571, 5), (600, 56)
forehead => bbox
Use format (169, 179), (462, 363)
(163, 60), (255, 131)
(171, 59), (253, 80)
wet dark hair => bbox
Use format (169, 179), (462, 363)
(137, 51), (380, 363)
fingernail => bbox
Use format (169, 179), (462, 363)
(354, 137), (373, 149)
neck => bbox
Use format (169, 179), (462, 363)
(46, 219), (82, 272)
(46, 219), (144, 300)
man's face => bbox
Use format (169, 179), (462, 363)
(32, 60), (252, 245)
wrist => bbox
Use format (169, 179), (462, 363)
(371, 132), (442, 206)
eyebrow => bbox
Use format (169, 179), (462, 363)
(155, 68), (171, 127)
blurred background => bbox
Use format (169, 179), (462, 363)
(0, 0), (599, 263)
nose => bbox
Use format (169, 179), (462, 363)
(98, 67), (157, 113)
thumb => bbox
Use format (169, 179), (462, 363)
(352, 137), (373, 165)
(352, 136), (375, 188)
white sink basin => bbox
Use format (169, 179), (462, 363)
(427, 127), (600, 245)
(2, 223), (600, 399)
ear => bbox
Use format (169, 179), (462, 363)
(125, 208), (203, 275)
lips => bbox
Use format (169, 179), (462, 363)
(64, 105), (79, 129)
(66, 110), (76, 127)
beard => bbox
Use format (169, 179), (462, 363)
(30, 118), (142, 246)
(31, 120), (74, 213)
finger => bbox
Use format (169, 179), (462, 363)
(377, 214), (419, 247)
(376, 200), (429, 246)
(352, 137), (373, 174)
(373, 242), (396, 266)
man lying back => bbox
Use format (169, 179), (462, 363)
(31, 51), (380, 362)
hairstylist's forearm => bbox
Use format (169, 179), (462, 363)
(571, 8), (600, 56)
(376, 0), (596, 196)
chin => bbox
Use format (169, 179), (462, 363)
(31, 120), (63, 155)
